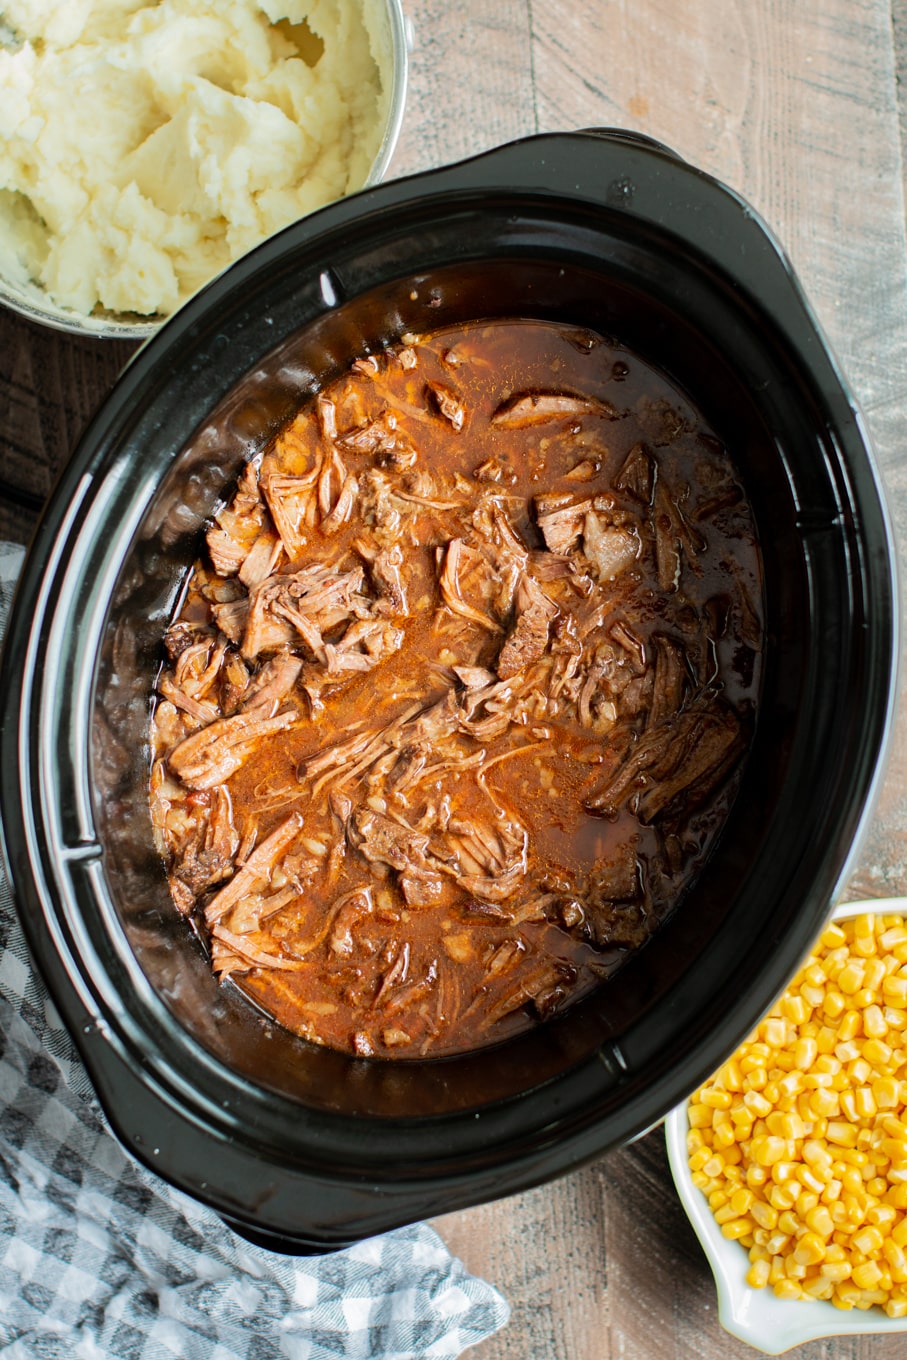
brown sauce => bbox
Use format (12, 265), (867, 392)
(149, 319), (763, 1059)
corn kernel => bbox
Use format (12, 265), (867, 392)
(865, 958), (888, 990)
(835, 1036), (861, 1060)
(769, 1184), (798, 1212)
(855, 1087), (878, 1119)
(803, 1140), (834, 1172)
(793, 1232), (826, 1265)
(840, 1090), (859, 1123)
(816, 1026), (837, 1054)
(802, 1275), (834, 1300)
(721, 1059), (744, 1091)
(821, 1261), (853, 1282)
(722, 1217), (755, 1240)
(853, 1226), (884, 1255)
(701, 1087), (732, 1110)
(747, 1259), (771, 1288)
(689, 1102), (713, 1129)
(821, 922), (847, 948)
(810, 1088), (840, 1118)
(824, 992), (846, 1020)
(839, 963), (865, 994)
(751, 1135), (786, 1166)
(883, 976), (907, 1006)
(852, 1260), (884, 1290)
(751, 1200), (778, 1230)
(743, 1090), (772, 1118)
(805, 1204), (835, 1239)
(730, 1188), (754, 1215)
(863, 1038), (893, 1067)
(874, 1077), (900, 1109)
(797, 1165), (824, 1194)
(687, 1129), (705, 1154)
(782, 994), (809, 1025)
(795, 1039), (819, 1074)
(689, 1146), (711, 1173)
(773, 1279), (803, 1300)
(826, 1121), (859, 1149)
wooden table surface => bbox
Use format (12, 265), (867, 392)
(4, 2), (907, 1356)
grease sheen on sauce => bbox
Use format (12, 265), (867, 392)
(149, 319), (763, 1059)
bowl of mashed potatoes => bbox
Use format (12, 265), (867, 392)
(0, 0), (408, 337)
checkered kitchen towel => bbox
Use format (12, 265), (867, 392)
(0, 541), (510, 1360)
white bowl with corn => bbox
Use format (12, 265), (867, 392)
(665, 899), (907, 1354)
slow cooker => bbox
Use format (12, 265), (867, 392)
(0, 129), (897, 1252)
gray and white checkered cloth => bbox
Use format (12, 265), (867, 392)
(0, 541), (509, 1360)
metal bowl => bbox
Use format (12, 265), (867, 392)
(0, 0), (410, 340)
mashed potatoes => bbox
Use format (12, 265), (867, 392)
(0, 0), (391, 317)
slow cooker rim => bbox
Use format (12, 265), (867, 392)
(0, 129), (892, 1224)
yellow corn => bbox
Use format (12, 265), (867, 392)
(864, 1039), (893, 1068)
(853, 1226), (884, 1255)
(822, 923), (848, 948)
(874, 1077), (900, 1109)
(701, 1087), (732, 1110)
(686, 911), (907, 1319)
(883, 975), (907, 1006)
(793, 1232), (826, 1265)
(820, 1261), (852, 1282)
(722, 1217), (755, 1241)
(824, 992), (846, 1020)
(805, 1204), (835, 1238)
(838, 962), (865, 994)
(751, 1200), (778, 1230)
(852, 1260), (885, 1290)
(747, 1258), (771, 1288)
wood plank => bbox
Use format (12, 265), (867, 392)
(435, 2), (907, 1357)
(388, 0), (535, 180)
